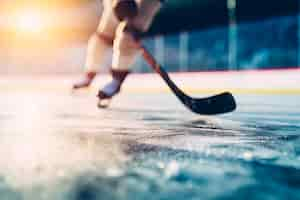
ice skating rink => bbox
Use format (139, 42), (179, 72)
(0, 73), (299, 200)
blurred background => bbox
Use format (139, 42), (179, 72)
(0, 0), (298, 75)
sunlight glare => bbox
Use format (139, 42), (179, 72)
(15, 11), (45, 33)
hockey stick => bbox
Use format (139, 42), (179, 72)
(135, 40), (237, 115)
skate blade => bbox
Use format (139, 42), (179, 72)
(97, 99), (111, 109)
(70, 86), (91, 96)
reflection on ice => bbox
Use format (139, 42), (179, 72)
(0, 95), (126, 189)
(0, 91), (299, 199)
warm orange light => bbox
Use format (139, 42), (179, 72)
(14, 11), (45, 34)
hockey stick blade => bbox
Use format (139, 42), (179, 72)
(138, 41), (236, 115)
(158, 65), (236, 115)
(184, 92), (236, 115)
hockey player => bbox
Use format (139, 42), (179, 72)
(73, 0), (163, 106)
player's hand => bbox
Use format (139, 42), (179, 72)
(113, 0), (138, 21)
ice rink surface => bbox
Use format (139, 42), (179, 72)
(0, 84), (300, 200)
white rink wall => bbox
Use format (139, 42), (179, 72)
(122, 69), (300, 94)
(0, 69), (299, 94)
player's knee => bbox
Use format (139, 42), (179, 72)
(114, 22), (140, 53)
(117, 21), (142, 40)
(117, 35), (137, 55)
(94, 32), (114, 46)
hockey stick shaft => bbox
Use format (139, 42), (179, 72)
(135, 40), (236, 115)
(136, 41), (189, 102)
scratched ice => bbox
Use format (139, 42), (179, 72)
(0, 91), (299, 200)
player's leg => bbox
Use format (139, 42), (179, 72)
(98, 0), (162, 100)
(73, 0), (119, 89)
